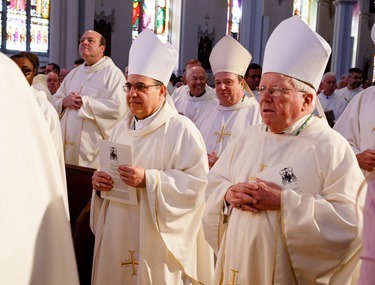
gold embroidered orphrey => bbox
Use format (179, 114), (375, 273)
(214, 125), (231, 143)
(121, 250), (138, 275)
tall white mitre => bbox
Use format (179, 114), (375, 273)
(209, 35), (252, 77)
(128, 28), (177, 86)
(262, 16), (331, 91)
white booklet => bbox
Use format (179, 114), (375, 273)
(98, 140), (138, 205)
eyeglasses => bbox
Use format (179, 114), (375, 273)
(123, 82), (162, 93)
(256, 86), (305, 98)
(21, 68), (34, 76)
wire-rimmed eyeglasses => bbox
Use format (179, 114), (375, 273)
(256, 86), (305, 98)
(123, 82), (162, 93)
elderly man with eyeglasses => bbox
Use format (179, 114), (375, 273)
(195, 35), (261, 169)
(90, 29), (214, 285)
(203, 16), (365, 285)
(172, 66), (218, 124)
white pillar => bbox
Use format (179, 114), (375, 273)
(49, 0), (80, 69)
(240, 1), (265, 65)
(331, 0), (357, 77)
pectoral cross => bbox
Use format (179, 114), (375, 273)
(227, 269), (240, 285)
(64, 135), (74, 146)
(121, 251), (138, 276)
(259, 163), (267, 172)
(214, 125), (231, 143)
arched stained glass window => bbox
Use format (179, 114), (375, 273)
(1, 0), (50, 53)
(132, 0), (170, 42)
(227, 0), (242, 40)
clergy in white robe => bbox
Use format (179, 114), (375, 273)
(11, 51), (69, 217)
(90, 28), (214, 285)
(0, 52), (79, 285)
(195, 96), (261, 157)
(195, 34), (261, 168)
(53, 30), (127, 168)
(335, 67), (364, 103)
(317, 91), (347, 121)
(173, 66), (218, 124)
(334, 87), (375, 176)
(203, 16), (365, 285)
(32, 86), (69, 217)
(316, 72), (348, 124)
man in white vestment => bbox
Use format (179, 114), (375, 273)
(171, 59), (214, 99)
(334, 23), (375, 177)
(336, 67), (364, 103)
(90, 29), (214, 285)
(53, 30), (127, 168)
(173, 65), (218, 124)
(195, 35), (261, 168)
(245, 63), (262, 101)
(0, 52), (79, 285)
(317, 72), (348, 126)
(203, 16), (365, 285)
(11, 51), (69, 217)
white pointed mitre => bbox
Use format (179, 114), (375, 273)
(209, 35), (252, 76)
(372, 22), (375, 45)
(262, 16), (331, 91)
(128, 29), (177, 86)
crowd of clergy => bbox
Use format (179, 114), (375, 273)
(2, 14), (375, 285)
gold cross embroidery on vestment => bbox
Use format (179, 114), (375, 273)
(214, 125), (231, 143)
(227, 269), (240, 285)
(121, 250), (138, 275)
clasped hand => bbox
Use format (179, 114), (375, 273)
(225, 178), (282, 213)
(63, 92), (83, 110)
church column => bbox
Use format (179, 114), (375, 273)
(240, 1), (264, 65)
(331, 0), (357, 77)
(50, 0), (79, 69)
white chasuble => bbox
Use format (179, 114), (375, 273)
(203, 118), (365, 285)
(334, 87), (375, 177)
(91, 102), (214, 285)
(53, 57), (127, 168)
(195, 96), (261, 156)
(1, 52), (78, 284)
(173, 86), (218, 124)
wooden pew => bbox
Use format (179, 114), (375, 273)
(65, 164), (95, 285)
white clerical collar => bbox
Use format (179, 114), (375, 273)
(267, 114), (313, 136)
(132, 107), (162, 130)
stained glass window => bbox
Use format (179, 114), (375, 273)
(1, 0), (50, 53)
(293, 0), (318, 30)
(132, 0), (170, 42)
(227, 0), (241, 40)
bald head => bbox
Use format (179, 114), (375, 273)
(79, 30), (106, 65)
(186, 66), (208, 96)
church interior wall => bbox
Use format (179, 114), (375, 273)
(17, 0), (375, 81)
(178, 0), (227, 76)
(94, 0), (132, 72)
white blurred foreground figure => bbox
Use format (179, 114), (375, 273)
(0, 52), (79, 285)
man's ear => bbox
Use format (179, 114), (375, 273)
(302, 92), (314, 110)
(160, 85), (167, 97)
